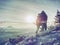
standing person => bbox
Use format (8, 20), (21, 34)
(55, 10), (60, 30)
(36, 11), (48, 34)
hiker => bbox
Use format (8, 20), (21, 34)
(55, 10), (60, 30)
(36, 11), (48, 33)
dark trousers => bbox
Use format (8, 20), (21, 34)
(41, 23), (47, 31)
(36, 23), (47, 33)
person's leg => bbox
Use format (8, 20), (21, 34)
(40, 23), (47, 31)
(41, 23), (44, 31)
(41, 23), (47, 31)
(36, 25), (40, 34)
(44, 23), (47, 30)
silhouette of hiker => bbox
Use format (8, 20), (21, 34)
(55, 10), (60, 23)
(36, 11), (48, 33)
(55, 10), (60, 30)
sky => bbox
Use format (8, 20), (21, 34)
(0, 0), (60, 27)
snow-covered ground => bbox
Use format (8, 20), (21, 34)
(0, 27), (60, 45)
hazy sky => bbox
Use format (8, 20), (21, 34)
(0, 0), (60, 23)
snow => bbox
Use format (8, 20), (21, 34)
(0, 27), (60, 45)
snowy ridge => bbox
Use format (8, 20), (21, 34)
(1, 28), (60, 45)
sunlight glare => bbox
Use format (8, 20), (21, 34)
(26, 16), (36, 23)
